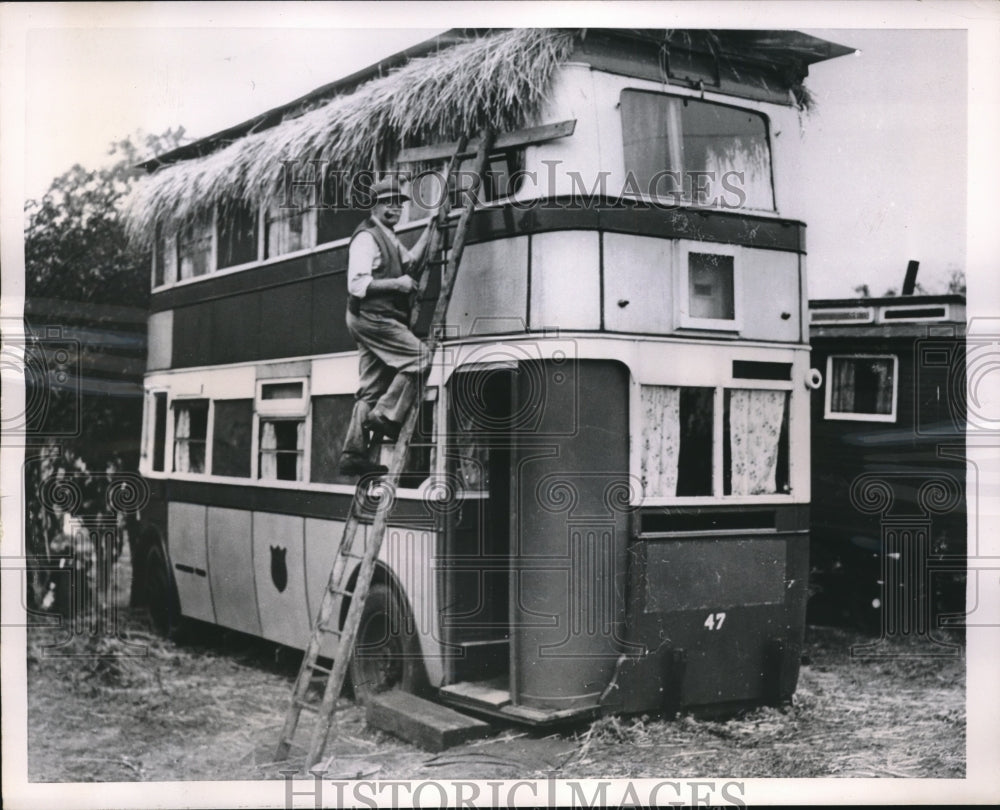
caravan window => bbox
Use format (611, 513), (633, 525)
(407, 151), (525, 220)
(621, 90), (774, 210)
(258, 419), (305, 481)
(825, 355), (898, 422)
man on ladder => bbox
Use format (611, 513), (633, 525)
(339, 176), (436, 477)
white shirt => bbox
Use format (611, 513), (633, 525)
(347, 217), (416, 298)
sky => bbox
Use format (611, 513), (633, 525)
(4, 4), (989, 300)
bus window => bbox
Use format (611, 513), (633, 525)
(621, 89), (774, 210)
(265, 185), (317, 258)
(640, 385), (713, 498)
(723, 389), (789, 495)
(177, 214), (213, 280)
(173, 399), (209, 474)
(259, 419), (305, 481)
(310, 394), (356, 485)
(151, 391), (167, 472)
(153, 224), (177, 288)
(407, 151), (524, 221)
(398, 398), (436, 489)
(217, 202), (259, 269)
(212, 399), (253, 478)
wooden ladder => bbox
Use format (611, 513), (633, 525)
(274, 129), (495, 771)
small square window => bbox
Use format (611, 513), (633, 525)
(825, 355), (898, 422)
(678, 243), (740, 331)
(256, 378), (309, 417)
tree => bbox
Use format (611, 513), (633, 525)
(23, 128), (188, 614)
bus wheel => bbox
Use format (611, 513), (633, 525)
(146, 544), (184, 640)
(348, 584), (427, 704)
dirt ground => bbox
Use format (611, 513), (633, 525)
(24, 610), (965, 783)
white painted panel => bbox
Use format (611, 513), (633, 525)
(206, 507), (260, 636)
(530, 231), (601, 330)
(304, 517), (345, 658)
(381, 526), (443, 687)
(311, 355), (361, 396)
(147, 310), (172, 371)
(447, 237), (528, 337)
(253, 512), (310, 648)
(602, 233), (675, 333)
(740, 248), (801, 343)
(203, 366), (256, 399)
(167, 502), (214, 622)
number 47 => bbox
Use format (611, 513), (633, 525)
(704, 611), (726, 631)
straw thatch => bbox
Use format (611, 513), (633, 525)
(125, 28), (579, 245)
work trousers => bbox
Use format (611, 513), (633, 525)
(341, 309), (430, 459)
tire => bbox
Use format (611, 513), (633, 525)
(145, 544), (184, 640)
(348, 583), (428, 704)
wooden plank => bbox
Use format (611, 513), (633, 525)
(397, 119), (576, 163)
(439, 680), (511, 708)
(365, 691), (490, 752)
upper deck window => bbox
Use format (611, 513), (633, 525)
(621, 90), (774, 211)
(825, 355), (898, 422)
(177, 215), (214, 280)
(407, 151), (524, 220)
(266, 186), (317, 258)
(217, 202), (259, 269)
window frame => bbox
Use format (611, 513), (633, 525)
(256, 377), (310, 418)
(677, 241), (743, 333)
(618, 87), (776, 212)
(634, 377), (795, 505)
(252, 377), (311, 482)
(169, 396), (213, 476)
(824, 353), (899, 423)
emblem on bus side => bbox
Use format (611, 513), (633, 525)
(270, 546), (288, 593)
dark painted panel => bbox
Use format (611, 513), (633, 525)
(511, 360), (631, 709)
(172, 304), (213, 367)
(311, 274), (353, 355)
(212, 399), (253, 478)
(260, 281), (313, 359)
(212, 291), (260, 364)
(156, 478), (436, 524)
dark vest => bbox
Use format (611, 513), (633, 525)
(348, 217), (410, 321)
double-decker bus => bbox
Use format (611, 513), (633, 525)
(131, 28), (852, 723)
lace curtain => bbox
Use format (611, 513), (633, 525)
(728, 389), (786, 495)
(174, 407), (191, 473)
(641, 386), (681, 497)
(259, 421), (278, 479)
(259, 420), (305, 480)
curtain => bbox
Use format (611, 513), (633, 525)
(260, 421), (278, 479)
(728, 389), (786, 495)
(831, 358), (856, 412)
(295, 421), (305, 481)
(873, 360), (894, 414)
(621, 92), (682, 189)
(174, 407), (190, 472)
(641, 386), (681, 497)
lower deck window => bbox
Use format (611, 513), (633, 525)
(641, 385), (789, 498)
(825, 355), (897, 421)
(173, 400), (209, 474)
(723, 389), (789, 495)
(259, 419), (304, 481)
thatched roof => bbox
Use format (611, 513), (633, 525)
(125, 28), (578, 245)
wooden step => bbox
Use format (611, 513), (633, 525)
(365, 690), (490, 752)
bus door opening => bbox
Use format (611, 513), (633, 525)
(439, 365), (514, 689)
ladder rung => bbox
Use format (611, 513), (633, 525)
(340, 550), (365, 562)
(317, 624), (342, 637)
(328, 585), (353, 598)
(309, 662), (332, 676)
(294, 699), (319, 712)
